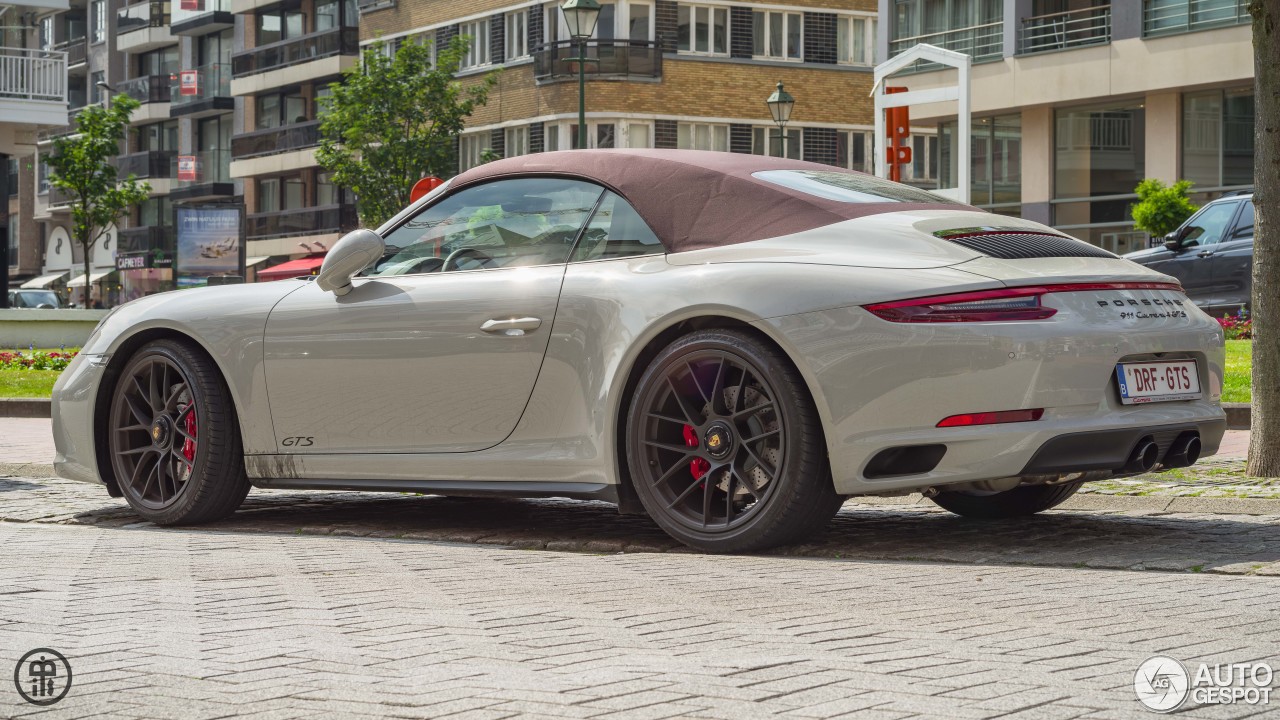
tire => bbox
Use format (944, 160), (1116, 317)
(929, 482), (1083, 519)
(626, 329), (843, 552)
(107, 339), (250, 525)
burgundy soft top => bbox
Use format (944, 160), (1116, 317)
(450, 149), (972, 253)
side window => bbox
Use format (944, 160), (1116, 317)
(372, 178), (603, 276)
(1231, 201), (1254, 240)
(1179, 201), (1239, 248)
(571, 191), (663, 262)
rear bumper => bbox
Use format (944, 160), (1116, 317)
(1020, 418), (1225, 475)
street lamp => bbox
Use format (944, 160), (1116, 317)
(765, 81), (795, 158)
(561, 0), (601, 150)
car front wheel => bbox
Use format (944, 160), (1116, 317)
(627, 329), (843, 552)
(107, 339), (250, 525)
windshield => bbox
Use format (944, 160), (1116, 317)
(11, 290), (60, 308)
(752, 170), (961, 205)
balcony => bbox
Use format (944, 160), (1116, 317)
(889, 21), (1003, 70)
(55, 38), (87, 71)
(114, 150), (177, 179)
(171, 0), (234, 35)
(532, 40), (661, 84)
(171, 149), (235, 201)
(169, 63), (233, 117)
(1144, 0), (1249, 37)
(246, 203), (357, 240)
(1019, 5), (1110, 54)
(231, 120), (320, 160)
(117, 74), (173, 105)
(117, 3), (174, 53)
(232, 27), (359, 78)
(0, 48), (69, 128)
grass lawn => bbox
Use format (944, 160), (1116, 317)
(1223, 339), (1251, 403)
(0, 370), (61, 399)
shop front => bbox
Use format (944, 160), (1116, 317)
(117, 250), (175, 301)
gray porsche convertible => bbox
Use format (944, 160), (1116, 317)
(51, 150), (1227, 551)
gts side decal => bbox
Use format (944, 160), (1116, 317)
(281, 436), (315, 447)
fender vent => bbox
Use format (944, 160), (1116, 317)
(937, 231), (1118, 260)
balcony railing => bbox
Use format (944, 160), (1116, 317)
(1144, 0), (1249, 37)
(114, 150), (177, 179)
(118, 2), (170, 33)
(55, 38), (87, 67)
(175, 149), (231, 184)
(231, 27), (359, 78)
(532, 39), (662, 82)
(889, 21), (1003, 67)
(0, 48), (67, 103)
(231, 120), (320, 159)
(246, 203), (357, 240)
(171, 0), (231, 26)
(1019, 5), (1111, 54)
(117, 74), (173, 104)
(170, 63), (231, 106)
(119, 225), (174, 253)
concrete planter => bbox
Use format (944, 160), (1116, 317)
(0, 308), (110, 349)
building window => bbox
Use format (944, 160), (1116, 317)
(505, 10), (529, 60)
(570, 122), (616, 149)
(678, 4), (728, 55)
(257, 9), (305, 45)
(889, 0), (1002, 61)
(137, 120), (179, 152)
(317, 172), (351, 206)
(505, 126), (529, 157)
(938, 116), (1016, 206)
(40, 16), (54, 50)
(627, 122), (651, 148)
(1183, 87), (1254, 190)
(751, 126), (801, 159)
(837, 16), (876, 65)
(1051, 102), (1146, 250)
(256, 89), (307, 129)
(460, 20), (491, 68)
(138, 46), (180, 77)
(752, 11), (801, 60)
(91, 0), (105, 42)
(459, 133), (486, 171)
(258, 175), (305, 213)
(315, 0), (356, 31)
(836, 131), (871, 172)
(677, 123), (728, 152)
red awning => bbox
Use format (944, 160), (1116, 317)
(258, 255), (326, 281)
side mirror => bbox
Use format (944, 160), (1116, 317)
(315, 229), (385, 296)
(1164, 237), (1181, 252)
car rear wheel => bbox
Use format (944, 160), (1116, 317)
(626, 329), (843, 552)
(107, 339), (250, 525)
(929, 482), (1082, 519)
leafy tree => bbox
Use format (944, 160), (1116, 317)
(317, 36), (496, 228)
(1247, 0), (1277, 477)
(47, 95), (150, 305)
(1130, 178), (1198, 239)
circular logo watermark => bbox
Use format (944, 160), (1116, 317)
(1134, 655), (1190, 713)
(13, 648), (72, 706)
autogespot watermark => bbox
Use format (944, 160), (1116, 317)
(13, 648), (72, 706)
(1134, 655), (1273, 713)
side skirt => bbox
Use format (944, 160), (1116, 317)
(249, 477), (620, 504)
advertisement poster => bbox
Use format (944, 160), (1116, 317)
(180, 70), (199, 96)
(176, 206), (242, 288)
(177, 155), (197, 181)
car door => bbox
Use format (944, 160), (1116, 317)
(1154, 200), (1239, 307)
(1207, 199), (1253, 312)
(262, 177), (605, 454)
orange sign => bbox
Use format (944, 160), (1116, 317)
(177, 155), (197, 181)
(179, 70), (199, 96)
(409, 176), (445, 203)
(885, 86), (911, 183)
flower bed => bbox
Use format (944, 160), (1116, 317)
(0, 350), (79, 371)
(1217, 307), (1252, 340)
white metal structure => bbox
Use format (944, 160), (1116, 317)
(872, 43), (970, 205)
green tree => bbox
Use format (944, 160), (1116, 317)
(316, 36), (496, 228)
(1130, 178), (1198, 239)
(47, 95), (150, 306)
(1247, 0), (1277, 477)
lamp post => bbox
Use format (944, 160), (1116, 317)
(765, 81), (795, 158)
(561, 0), (601, 149)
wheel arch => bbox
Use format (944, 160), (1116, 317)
(610, 312), (835, 514)
(93, 326), (245, 495)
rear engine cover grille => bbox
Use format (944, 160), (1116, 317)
(939, 231), (1118, 260)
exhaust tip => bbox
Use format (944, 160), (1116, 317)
(1163, 432), (1202, 469)
(1124, 438), (1159, 474)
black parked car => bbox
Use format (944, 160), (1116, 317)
(1124, 192), (1254, 315)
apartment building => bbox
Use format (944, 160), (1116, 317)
(2, 0), (69, 305)
(358, 0), (922, 183)
(879, 0), (1255, 254)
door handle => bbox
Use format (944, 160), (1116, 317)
(1197, 251), (1215, 258)
(481, 317), (542, 336)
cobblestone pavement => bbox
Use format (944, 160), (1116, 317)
(2, 522), (1278, 720)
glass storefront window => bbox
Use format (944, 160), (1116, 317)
(1183, 87), (1254, 189)
(938, 113), (1020, 210)
(1055, 103), (1145, 200)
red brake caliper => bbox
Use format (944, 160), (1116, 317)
(182, 405), (197, 462)
(683, 424), (709, 481)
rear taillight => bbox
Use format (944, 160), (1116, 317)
(937, 408), (1044, 427)
(864, 282), (1184, 323)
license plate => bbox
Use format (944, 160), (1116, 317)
(1116, 360), (1201, 405)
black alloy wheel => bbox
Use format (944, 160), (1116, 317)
(627, 329), (843, 552)
(108, 339), (250, 525)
